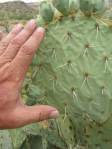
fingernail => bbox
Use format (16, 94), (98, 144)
(37, 27), (45, 33)
(49, 110), (59, 119)
(28, 19), (36, 26)
(12, 24), (23, 32)
(16, 24), (23, 29)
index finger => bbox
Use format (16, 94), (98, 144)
(12, 27), (45, 79)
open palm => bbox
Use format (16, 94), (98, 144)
(0, 20), (59, 129)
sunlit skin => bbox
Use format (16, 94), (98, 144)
(0, 20), (59, 129)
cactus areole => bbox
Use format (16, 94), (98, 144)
(23, 0), (112, 148)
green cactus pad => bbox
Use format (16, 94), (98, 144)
(21, 0), (112, 148)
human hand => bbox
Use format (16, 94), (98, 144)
(0, 20), (59, 129)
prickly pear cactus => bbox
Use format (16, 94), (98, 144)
(22, 0), (112, 148)
(24, 0), (112, 148)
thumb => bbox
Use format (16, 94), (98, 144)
(15, 105), (59, 127)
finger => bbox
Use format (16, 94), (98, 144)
(14, 105), (59, 127)
(0, 24), (23, 55)
(12, 27), (45, 78)
(3, 20), (37, 59)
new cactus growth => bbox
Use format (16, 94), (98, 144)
(79, 0), (105, 16)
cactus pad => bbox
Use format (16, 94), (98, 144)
(23, 0), (112, 148)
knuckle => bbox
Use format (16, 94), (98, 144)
(37, 112), (48, 122)
(10, 38), (21, 48)
(1, 41), (8, 48)
(38, 112), (43, 122)
(21, 44), (34, 56)
(25, 27), (34, 34)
